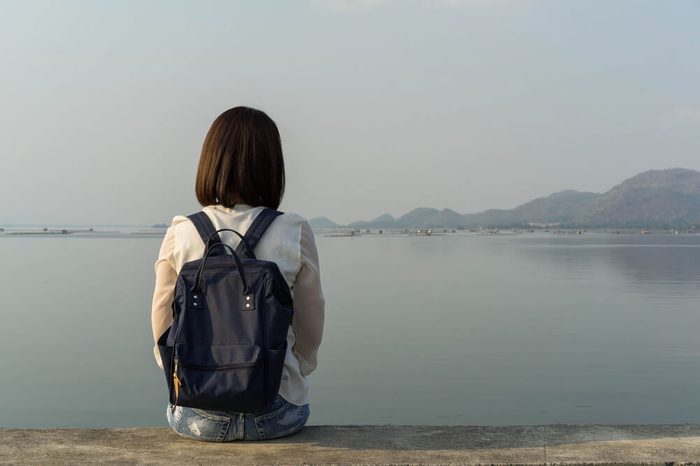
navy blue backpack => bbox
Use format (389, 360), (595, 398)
(157, 208), (293, 413)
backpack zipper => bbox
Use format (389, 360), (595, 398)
(177, 360), (260, 371)
(173, 358), (180, 409)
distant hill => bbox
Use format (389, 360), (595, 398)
(463, 190), (601, 227)
(348, 213), (395, 229)
(322, 169), (700, 229)
(578, 168), (700, 228)
(394, 208), (464, 228)
(308, 217), (339, 229)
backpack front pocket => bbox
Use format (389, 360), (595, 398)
(173, 344), (266, 412)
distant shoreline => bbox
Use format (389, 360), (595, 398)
(1, 226), (698, 238)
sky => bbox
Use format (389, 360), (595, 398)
(1, 0), (699, 225)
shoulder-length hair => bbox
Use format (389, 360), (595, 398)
(195, 106), (285, 209)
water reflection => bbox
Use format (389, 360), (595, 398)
(514, 234), (700, 301)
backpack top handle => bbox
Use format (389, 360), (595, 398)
(192, 242), (249, 294)
(205, 228), (254, 258)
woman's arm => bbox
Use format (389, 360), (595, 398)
(151, 227), (178, 368)
(291, 220), (326, 377)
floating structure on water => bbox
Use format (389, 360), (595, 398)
(324, 230), (362, 237)
(2, 227), (123, 236)
(408, 229), (445, 236)
(6, 229), (73, 235)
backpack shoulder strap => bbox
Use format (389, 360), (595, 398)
(187, 211), (222, 248)
(236, 208), (284, 258)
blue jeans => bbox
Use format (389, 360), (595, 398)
(166, 395), (310, 442)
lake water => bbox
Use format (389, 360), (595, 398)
(1, 230), (699, 428)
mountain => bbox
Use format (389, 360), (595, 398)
(394, 208), (464, 228)
(308, 217), (339, 229)
(348, 213), (395, 229)
(324, 168), (700, 229)
(507, 190), (601, 224)
(463, 190), (601, 227)
(578, 168), (700, 228)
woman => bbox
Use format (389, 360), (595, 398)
(151, 106), (325, 442)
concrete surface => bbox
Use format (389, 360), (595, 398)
(1, 425), (700, 465)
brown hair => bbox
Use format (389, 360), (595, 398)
(195, 106), (285, 209)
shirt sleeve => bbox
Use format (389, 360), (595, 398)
(151, 226), (178, 369)
(291, 220), (326, 377)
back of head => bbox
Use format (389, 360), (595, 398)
(195, 106), (285, 210)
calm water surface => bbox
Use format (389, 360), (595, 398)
(1, 231), (699, 427)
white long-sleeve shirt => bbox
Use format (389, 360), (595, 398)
(151, 203), (325, 406)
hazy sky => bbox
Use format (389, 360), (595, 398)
(1, 0), (699, 225)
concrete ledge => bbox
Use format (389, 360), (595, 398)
(1, 425), (700, 465)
